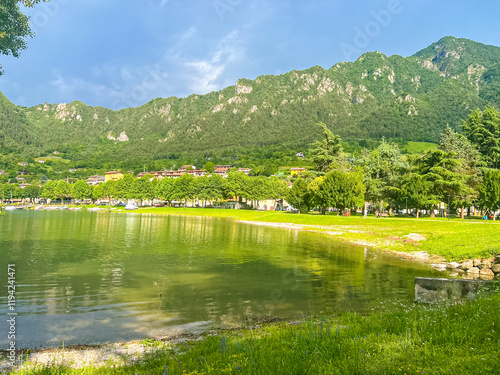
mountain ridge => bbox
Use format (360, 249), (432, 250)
(2, 36), (500, 165)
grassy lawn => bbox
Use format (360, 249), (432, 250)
(136, 207), (500, 262)
(12, 287), (500, 374)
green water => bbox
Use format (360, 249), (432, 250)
(0, 211), (445, 348)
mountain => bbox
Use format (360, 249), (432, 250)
(2, 36), (500, 165)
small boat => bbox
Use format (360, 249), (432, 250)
(59, 206), (69, 210)
(88, 207), (103, 212)
(5, 206), (16, 211)
(45, 206), (58, 210)
(34, 205), (45, 210)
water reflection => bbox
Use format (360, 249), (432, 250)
(0, 211), (447, 348)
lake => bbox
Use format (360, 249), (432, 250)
(0, 210), (446, 349)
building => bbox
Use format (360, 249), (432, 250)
(19, 183), (31, 189)
(137, 171), (166, 180)
(214, 165), (233, 177)
(178, 165), (196, 172)
(290, 167), (307, 176)
(296, 152), (305, 158)
(53, 151), (61, 155)
(164, 171), (184, 179)
(18, 162), (28, 166)
(104, 171), (124, 183)
(0, 170), (6, 176)
(17, 170), (29, 175)
(238, 168), (251, 175)
(15, 177), (26, 182)
(86, 175), (105, 185)
(38, 159), (46, 164)
(187, 169), (207, 177)
(69, 168), (77, 173)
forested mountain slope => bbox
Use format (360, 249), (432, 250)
(2, 36), (500, 163)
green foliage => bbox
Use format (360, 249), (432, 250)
(308, 122), (344, 172)
(0, 1), (49, 74)
(317, 169), (366, 213)
(71, 180), (92, 200)
(287, 178), (311, 213)
(478, 169), (500, 212)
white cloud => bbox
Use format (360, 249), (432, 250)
(174, 29), (247, 94)
(43, 29), (248, 109)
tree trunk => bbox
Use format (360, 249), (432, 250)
(416, 209), (420, 219)
(461, 205), (465, 220)
(430, 205), (435, 218)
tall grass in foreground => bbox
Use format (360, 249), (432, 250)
(12, 288), (500, 375)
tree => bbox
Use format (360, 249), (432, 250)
(309, 122), (344, 172)
(357, 139), (407, 214)
(409, 148), (473, 218)
(172, 173), (195, 205)
(396, 173), (436, 219)
(287, 178), (311, 214)
(54, 180), (71, 200)
(72, 180), (92, 200)
(131, 176), (155, 202)
(23, 184), (40, 200)
(41, 180), (57, 200)
(0, 1), (49, 74)
(439, 125), (482, 218)
(478, 169), (500, 218)
(317, 169), (365, 214)
(204, 162), (215, 173)
(461, 107), (500, 168)
(155, 177), (175, 204)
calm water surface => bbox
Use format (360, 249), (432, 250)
(0, 211), (446, 348)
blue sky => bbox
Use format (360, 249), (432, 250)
(1, 0), (500, 110)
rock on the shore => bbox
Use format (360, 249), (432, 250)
(494, 255), (500, 264)
(473, 259), (482, 267)
(491, 264), (500, 273)
(481, 260), (492, 269)
(480, 268), (494, 276)
(467, 267), (480, 274)
(431, 264), (447, 270)
(446, 262), (459, 269)
(460, 259), (474, 270)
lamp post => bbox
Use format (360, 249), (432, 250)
(405, 197), (408, 218)
(447, 195), (451, 220)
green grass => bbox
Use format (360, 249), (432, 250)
(11, 287), (500, 374)
(403, 141), (438, 154)
(135, 207), (500, 261)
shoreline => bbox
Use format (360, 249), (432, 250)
(235, 219), (444, 265)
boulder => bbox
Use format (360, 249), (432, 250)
(460, 259), (474, 270)
(446, 262), (459, 269)
(481, 260), (492, 269)
(492, 264), (500, 273)
(480, 268), (494, 276)
(480, 274), (495, 281)
(494, 255), (500, 264)
(467, 267), (480, 274)
(473, 259), (482, 267)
